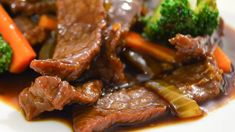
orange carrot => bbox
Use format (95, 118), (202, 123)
(0, 4), (36, 73)
(125, 32), (177, 63)
(214, 46), (232, 73)
(39, 15), (57, 30)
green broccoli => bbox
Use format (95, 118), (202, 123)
(195, 0), (219, 35)
(0, 36), (12, 73)
(144, 0), (219, 40)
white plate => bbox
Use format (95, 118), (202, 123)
(1, 0), (235, 132)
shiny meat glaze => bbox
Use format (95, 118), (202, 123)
(19, 76), (102, 120)
(170, 34), (216, 62)
(30, 0), (105, 81)
(11, 0), (227, 131)
(73, 86), (167, 132)
(107, 0), (143, 31)
(170, 34), (213, 59)
(163, 59), (223, 103)
(169, 19), (224, 62)
(93, 27), (127, 84)
(91, 0), (143, 84)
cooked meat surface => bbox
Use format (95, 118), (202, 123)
(11, 0), (226, 131)
(30, 0), (105, 81)
(14, 16), (48, 45)
(169, 34), (215, 62)
(163, 59), (223, 103)
(107, 0), (143, 32)
(91, 0), (143, 84)
(19, 76), (102, 120)
(169, 20), (224, 62)
(1, 0), (56, 15)
(73, 86), (167, 132)
(93, 27), (127, 84)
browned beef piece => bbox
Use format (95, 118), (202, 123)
(14, 16), (48, 45)
(30, 0), (105, 81)
(93, 27), (127, 84)
(169, 19), (224, 62)
(163, 59), (223, 103)
(19, 76), (102, 120)
(1, 0), (56, 15)
(169, 34), (214, 62)
(73, 86), (167, 132)
(92, 0), (143, 84)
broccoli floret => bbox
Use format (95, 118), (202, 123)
(144, 0), (195, 39)
(0, 36), (12, 73)
(144, 0), (219, 40)
(195, 0), (219, 35)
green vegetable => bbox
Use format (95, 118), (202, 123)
(0, 36), (12, 73)
(195, 0), (219, 35)
(144, 0), (219, 40)
(146, 81), (203, 118)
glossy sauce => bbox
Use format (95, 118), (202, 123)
(0, 70), (36, 109)
(0, 25), (235, 131)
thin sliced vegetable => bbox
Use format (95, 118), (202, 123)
(214, 46), (232, 73)
(39, 15), (57, 30)
(146, 81), (203, 118)
(0, 4), (36, 73)
(39, 33), (56, 60)
(123, 50), (154, 76)
(124, 32), (177, 63)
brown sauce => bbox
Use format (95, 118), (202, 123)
(0, 24), (235, 131)
(0, 70), (36, 109)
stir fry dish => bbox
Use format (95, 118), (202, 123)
(0, 0), (234, 131)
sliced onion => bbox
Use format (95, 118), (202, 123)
(146, 81), (203, 118)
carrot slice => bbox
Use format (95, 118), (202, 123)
(125, 32), (177, 63)
(0, 4), (36, 73)
(214, 46), (232, 73)
(39, 15), (57, 30)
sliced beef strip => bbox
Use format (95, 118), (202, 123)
(73, 59), (222, 131)
(1, 0), (56, 15)
(169, 19), (224, 62)
(169, 34), (216, 62)
(92, 26), (127, 84)
(14, 16), (48, 45)
(30, 0), (105, 81)
(19, 76), (102, 120)
(91, 0), (143, 84)
(163, 58), (223, 103)
(73, 86), (167, 132)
